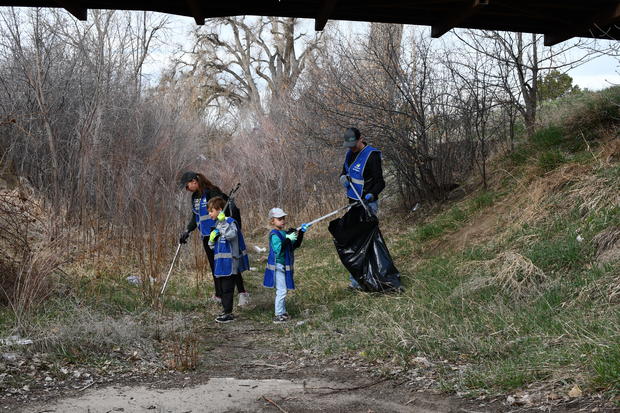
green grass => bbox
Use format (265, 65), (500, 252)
(285, 121), (620, 392)
(412, 191), (498, 243)
(291, 232), (619, 391)
(415, 206), (468, 241)
(531, 125), (564, 149)
(469, 191), (496, 211)
(538, 149), (567, 171)
(591, 339), (620, 391)
(3, 87), (619, 398)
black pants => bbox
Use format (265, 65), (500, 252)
(202, 238), (246, 298)
(217, 275), (236, 314)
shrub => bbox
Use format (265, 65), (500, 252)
(538, 150), (566, 172)
(531, 125), (564, 149)
(0, 191), (74, 325)
(508, 148), (529, 166)
(564, 86), (620, 137)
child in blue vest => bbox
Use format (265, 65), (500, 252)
(179, 172), (250, 307)
(263, 207), (310, 324)
(207, 197), (250, 323)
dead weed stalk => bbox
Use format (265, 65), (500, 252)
(457, 251), (547, 299)
(166, 332), (199, 371)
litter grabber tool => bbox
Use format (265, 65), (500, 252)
(295, 202), (359, 231)
(346, 176), (372, 216)
(160, 243), (182, 297)
(223, 182), (241, 216)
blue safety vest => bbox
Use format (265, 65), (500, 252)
(192, 193), (216, 237)
(213, 217), (250, 277)
(263, 230), (295, 290)
(343, 145), (380, 200)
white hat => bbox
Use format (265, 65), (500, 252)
(268, 207), (287, 219)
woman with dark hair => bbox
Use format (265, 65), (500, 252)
(178, 171), (250, 307)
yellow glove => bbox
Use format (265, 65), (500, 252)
(209, 229), (220, 243)
(217, 212), (226, 221)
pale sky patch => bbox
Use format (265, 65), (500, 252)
(144, 14), (620, 92)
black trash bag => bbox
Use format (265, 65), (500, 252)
(328, 205), (401, 292)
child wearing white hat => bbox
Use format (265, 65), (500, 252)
(263, 207), (310, 323)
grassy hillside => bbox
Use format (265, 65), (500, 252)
(275, 87), (620, 396)
(0, 87), (617, 405)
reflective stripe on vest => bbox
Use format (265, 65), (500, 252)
(344, 145), (379, 200)
(213, 217), (250, 277)
(265, 263), (292, 272)
(192, 193), (216, 237)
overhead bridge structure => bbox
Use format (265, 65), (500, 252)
(0, 0), (618, 45)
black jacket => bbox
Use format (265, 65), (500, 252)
(185, 188), (232, 233)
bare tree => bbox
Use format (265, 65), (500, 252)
(296, 27), (479, 207)
(455, 31), (604, 135)
(445, 47), (504, 189)
(0, 9), (65, 196)
(124, 12), (170, 93)
(172, 16), (323, 120)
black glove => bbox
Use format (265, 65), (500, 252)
(179, 230), (190, 244)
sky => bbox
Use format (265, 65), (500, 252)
(569, 54), (619, 90)
(144, 14), (620, 91)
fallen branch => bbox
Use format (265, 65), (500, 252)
(78, 380), (96, 392)
(305, 377), (390, 396)
(243, 362), (286, 369)
(262, 395), (288, 413)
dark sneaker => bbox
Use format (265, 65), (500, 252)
(273, 315), (288, 324)
(215, 313), (235, 323)
(282, 313), (291, 321)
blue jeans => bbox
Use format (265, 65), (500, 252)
(275, 263), (287, 316)
(349, 200), (378, 289)
(367, 200), (379, 215)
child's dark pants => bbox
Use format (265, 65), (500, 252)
(203, 238), (246, 298)
(218, 275), (236, 314)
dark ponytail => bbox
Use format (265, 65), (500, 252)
(195, 173), (223, 196)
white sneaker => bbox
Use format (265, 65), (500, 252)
(238, 292), (251, 307)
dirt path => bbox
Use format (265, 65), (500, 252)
(17, 313), (496, 413)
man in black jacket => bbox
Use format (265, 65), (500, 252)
(339, 127), (385, 289)
(339, 127), (385, 214)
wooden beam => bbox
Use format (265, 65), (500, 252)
(315, 0), (339, 31)
(186, 0), (205, 25)
(431, 0), (488, 38)
(544, 2), (620, 46)
(54, 0), (87, 20)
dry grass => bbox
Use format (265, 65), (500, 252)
(456, 251), (548, 299)
(592, 227), (620, 259)
(571, 227), (620, 305)
(499, 152), (616, 233)
(600, 132), (620, 164)
(576, 266), (620, 306)
(25, 308), (197, 362)
(33, 312), (157, 358)
(568, 172), (620, 217)
(506, 164), (588, 226)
